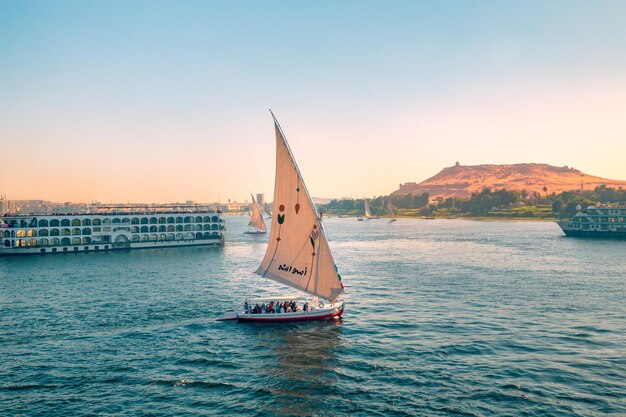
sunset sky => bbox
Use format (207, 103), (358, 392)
(1, 1), (626, 203)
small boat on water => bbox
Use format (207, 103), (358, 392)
(263, 202), (272, 219)
(219, 112), (345, 323)
(243, 193), (267, 234)
(387, 200), (397, 222)
(364, 198), (372, 220)
(364, 198), (380, 219)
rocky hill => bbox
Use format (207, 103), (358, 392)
(393, 163), (626, 199)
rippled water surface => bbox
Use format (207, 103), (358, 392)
(1, 216), (626, 416)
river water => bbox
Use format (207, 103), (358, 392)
(1, 216), (625, 416)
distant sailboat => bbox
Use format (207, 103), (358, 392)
(219, 112), (345, 322)
(357, 198), (368, 221)
(244, 193), (267, 234)
(387, 200), (397, 222)
(363, 198), (380, 219)
(364, 198), (372, 219)
(263, 202), (272, 219)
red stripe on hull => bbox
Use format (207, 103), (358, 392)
(237, 308), (343, 323)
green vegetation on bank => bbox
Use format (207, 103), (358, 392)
(320, 185), (626, 219)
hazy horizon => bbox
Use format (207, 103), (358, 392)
(2, 1), (626, 202)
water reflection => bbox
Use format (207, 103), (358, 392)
(250, 320), (344, 416)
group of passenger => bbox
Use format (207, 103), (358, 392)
(245, 300), (309, 314)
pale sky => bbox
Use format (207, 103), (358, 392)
(1, 1), (626, 203)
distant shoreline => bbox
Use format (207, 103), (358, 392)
(325, 215), (556, 222)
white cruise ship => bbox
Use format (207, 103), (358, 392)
(0, 205), (224, 255)
(557, 205), (626, 238)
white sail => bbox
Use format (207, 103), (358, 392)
(255, 115), (344, 302)
(387, 200), (395, 217)
(249, 194), (267, 232)
(364, 198), (372, 218)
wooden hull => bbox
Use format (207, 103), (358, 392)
(218, 302), (345, 323)
(238, 307), (343, 323)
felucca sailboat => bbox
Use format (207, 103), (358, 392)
(364, 198), (380, 219)
(357, 198), (370, 221)
(219, 112), (345, 322)
(364, 198), (372, 219)
(244, 193), (267, 234)
(387, 200), (397, 222)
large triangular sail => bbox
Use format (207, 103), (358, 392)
(364, 198), (372, 218)
(248, 193), (267, 232)
(255, 114), (344, 302)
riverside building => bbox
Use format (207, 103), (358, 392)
(0, 204), (225, 255)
